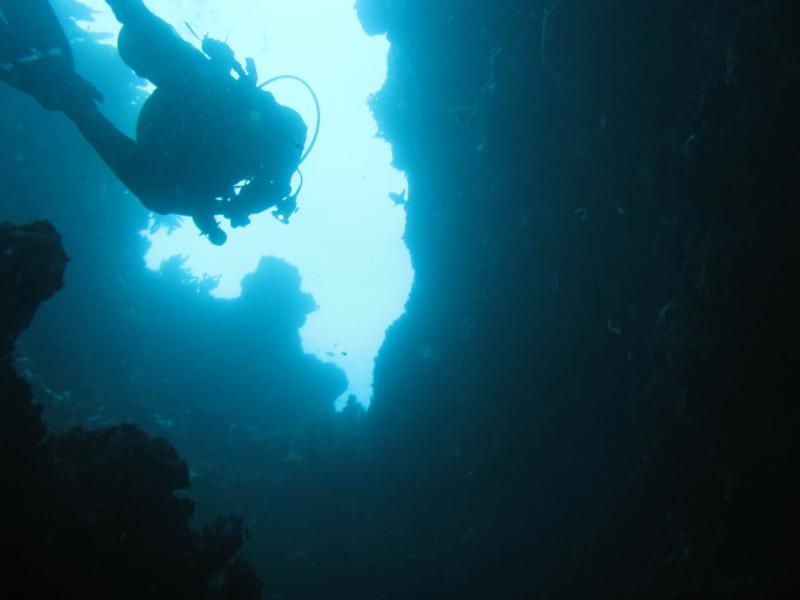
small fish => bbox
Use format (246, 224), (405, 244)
(0, 8), (7, 25)
(607, 318), (622, 336)
(389, 188), (406, 206)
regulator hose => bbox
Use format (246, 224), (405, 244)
(258, 75), (321, 165)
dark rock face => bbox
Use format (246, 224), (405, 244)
(1, 221), (64, 480)
(350, 0), (799, 598)
(0, 221), (260, 598)
(0, 221), (66, 358)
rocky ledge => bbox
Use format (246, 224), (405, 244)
(0, 221), (260, 599)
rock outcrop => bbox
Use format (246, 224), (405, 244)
(0, 221), (261, 598)
(355, 0), (800, 597)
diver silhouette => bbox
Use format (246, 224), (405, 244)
(0, 0), (308, 245)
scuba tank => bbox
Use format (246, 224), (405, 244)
(188, 28), (320, 224)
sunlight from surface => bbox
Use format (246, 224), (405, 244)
(75, 0), (411, 407)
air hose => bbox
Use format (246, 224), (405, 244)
(258, 74), (321, 165)
(183, 24), (321, 162)
(258, 75), (320, 223)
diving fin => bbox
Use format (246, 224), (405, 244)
(0, 0), (102, 111)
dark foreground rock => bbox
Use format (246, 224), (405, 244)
(0, 221), (261, 598)
(0, 221), (67, 357)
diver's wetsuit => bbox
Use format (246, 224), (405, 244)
(1, 0), (307, 245)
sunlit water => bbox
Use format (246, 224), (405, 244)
(75, 0), (412, 407)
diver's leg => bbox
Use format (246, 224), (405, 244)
(104, 0), (148, 25)
(61, 100), (153, 202)
(0, 0), (102, 111)
(1, 0), (73, 68)
(106, 0), (206, 88)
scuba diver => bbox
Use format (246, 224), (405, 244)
(0, 0), (310, 245)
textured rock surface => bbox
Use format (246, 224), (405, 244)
(0, 221), (66, 358)
(353, 0), (800, 597)
(1, 221), (65, 481)
(0, 221), (260, 598)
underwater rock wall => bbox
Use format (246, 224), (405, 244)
(1, 221), (65, 486)
(0, 221), (261, 598)
(356, 0), (800, 597)
(0, 221), (67, 357)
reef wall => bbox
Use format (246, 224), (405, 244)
(353, 0), (800, 597)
